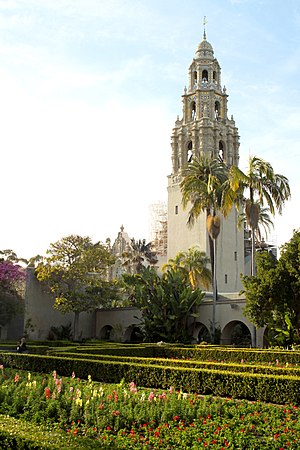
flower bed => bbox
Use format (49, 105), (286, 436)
(0, 366), (299, 449)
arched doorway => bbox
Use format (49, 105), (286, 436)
(194, 322), (211, 343)
(221, 321), (252, 347)
(99, 325), (113, 341)
(124, 325), (143, 343)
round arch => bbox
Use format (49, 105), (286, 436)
(193, 322), (211, 343)
(124, 324), (143, 343)
(221, 320), (252, 347)
(187, 140), (193, 162)
(218, 140), (226, 161)
(99, 325), (113, 341)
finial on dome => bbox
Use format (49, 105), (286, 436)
(203, 16), (208, 40)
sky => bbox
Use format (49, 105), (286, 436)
(0, 0), (299, 259)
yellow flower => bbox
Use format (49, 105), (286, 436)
(75, 398), (82, 407)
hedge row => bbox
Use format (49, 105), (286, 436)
(1, 352), (300, 405)
(47, 350), (300, 377)
(153, 346), (300, 365)
(50, 343), (300, 365)
(0, 414), (100, 449)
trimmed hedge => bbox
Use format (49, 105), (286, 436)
(1, 352), (300, 405)
(0, 414), (100, 449)
(48, 343), (300, 365)
(47, 350), (300, 377)
(154, 345), (300, 365)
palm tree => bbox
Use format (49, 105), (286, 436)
(238, 205), (274, 250)
(229, 156), (291, 275)
(180, 155), (230, 338)
(162, 247), (211, 291)
(122, 238), (158, 274)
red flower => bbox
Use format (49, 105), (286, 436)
(173, 415), (180, 421)
(45, 387), (51, 399)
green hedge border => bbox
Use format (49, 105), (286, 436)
(1, 352), (300, 405)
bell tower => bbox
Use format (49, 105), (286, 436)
(167, 29), (244, 293)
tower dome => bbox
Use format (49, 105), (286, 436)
(195, 33), (214, 60)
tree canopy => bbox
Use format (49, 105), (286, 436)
(123, 266), (204, 343)
(162, 247), (211, 291)
(242, 229), (300, 347)
(229, 156), (291, 275)
(0, 253), (26, 327)
(35, 235), (116, 340)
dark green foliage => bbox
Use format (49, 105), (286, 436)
(49, 323), (73, 340)
(123, 267), (204, 343)
(242, 230), (300, 347)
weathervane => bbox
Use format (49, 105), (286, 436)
(203, 16), (208, 39)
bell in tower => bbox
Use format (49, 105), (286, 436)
(167, 28), (244, 294)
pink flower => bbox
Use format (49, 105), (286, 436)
(14, 374), (20, 383)
(129, 382), (137, 393)
(148, 392), (155, 402)
(72, 372), (75, 379)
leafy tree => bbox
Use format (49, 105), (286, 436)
(0, 256), (26, 327)
(229, 156), (291, 275)
(35, 235), (116, 340)
(242, 229), (300, 347)
(180, 155), (229, 338)
(123, 266), (204, 343)
(162, 247), (211, 290)
(122, 238), (158, 274)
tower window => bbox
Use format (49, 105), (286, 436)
(234, 251), (237, 261)
(218, 141), (224, 161)
(225, 274), (228, 284)
(202, 69), (208, 82)
(187, 141), (193, 162)
(213, 71), (217, 82)
(193, 71), (197, 86)
(215, 101), (220, 119)
(191, 101), (196, 120)
(175, 205), (178, 215)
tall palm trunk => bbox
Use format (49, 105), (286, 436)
(251, 226), (256, 276)
(207, 213), (220, 342)
(212, 237), (217, 340)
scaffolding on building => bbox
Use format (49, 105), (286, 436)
(149, 202), (168, 256)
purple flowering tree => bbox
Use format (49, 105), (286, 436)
(0, 256), (26, 327)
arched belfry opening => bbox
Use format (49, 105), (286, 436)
(219, 141), (225, 162)
(187, 141), (193, 162)
(215, 101), (220, 120)
(202, 69), (208, 82)
(193, 71), (198, 86)
(191, 101), (196, 120)
(213, 70), (217, 83)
